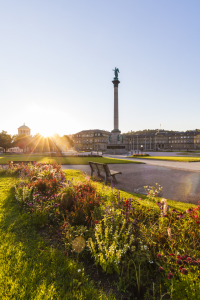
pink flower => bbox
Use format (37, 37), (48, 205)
(158, 267), (164, 273)
(176, 259), (182, 265)
(182, 268), (188, 275)
(168, 273), (173, 280)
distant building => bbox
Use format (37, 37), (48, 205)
(18, 123), (31, 135)
(72, 129), (111, 151)
(125, 130), (200, 151)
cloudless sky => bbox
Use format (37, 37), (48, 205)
(0, 0), (200, 136)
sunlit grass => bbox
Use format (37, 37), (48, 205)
(0, 155), (142, 165)
(63, 170), (197, 211)
(1, 169), (198, 299)
(0, 175), (115, 300)
(130, 156), (200, 162)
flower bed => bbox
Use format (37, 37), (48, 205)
(10, 163), (200, 299)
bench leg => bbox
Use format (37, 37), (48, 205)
(91, 170), (93, 177)
(112, 175), (117, 182)
(105, 173), (108, 185)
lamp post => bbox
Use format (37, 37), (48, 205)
(155, 130), (159, 151)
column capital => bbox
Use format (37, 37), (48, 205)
(112, 80), (120, 87)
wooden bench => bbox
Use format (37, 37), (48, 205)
(88, 161), (122, 184)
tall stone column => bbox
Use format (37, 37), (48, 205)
(106, 68), (127, 154)
(112, 79), (120, 132)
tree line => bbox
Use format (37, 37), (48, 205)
(0, 131), (74, 153)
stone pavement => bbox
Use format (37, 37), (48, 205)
(62, 162), (200, 205)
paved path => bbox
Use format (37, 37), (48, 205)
(62, 161), (200, 205)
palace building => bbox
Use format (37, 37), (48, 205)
(72, 129), (111, 151)
(125, 130), (200, 151)
(72, 129), (200, 152)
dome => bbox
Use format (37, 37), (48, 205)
(18, 123), (30, 130)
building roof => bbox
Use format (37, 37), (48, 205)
(18, 123), (30, 130)
(73, 129), (111, 135)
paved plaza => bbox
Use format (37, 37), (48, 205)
(62, 156), (200, 205)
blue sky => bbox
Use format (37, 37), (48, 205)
(0, 0), (200, 136)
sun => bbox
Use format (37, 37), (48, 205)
(39, 129), (55, 138)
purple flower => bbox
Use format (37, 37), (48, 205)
(111, 180), (113, 189)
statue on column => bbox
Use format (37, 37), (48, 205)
(113, 67), (120, 80)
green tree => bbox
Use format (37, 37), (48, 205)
(13, 134), (32, 153)
(61, 135), (74, 149)
(0, 131), (13, 152)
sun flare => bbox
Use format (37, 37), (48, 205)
(39, 129), (55, 138)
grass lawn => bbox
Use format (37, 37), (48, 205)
(128, 155), (200, 162)
(1, 167), (199, 299)
(0, 155), (142, 165)
(0, 175), (115, 300)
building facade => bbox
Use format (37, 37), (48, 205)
(71, 129), (200, 152)
(125, 130), (200, 151)
(72, 129), (111, 151)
